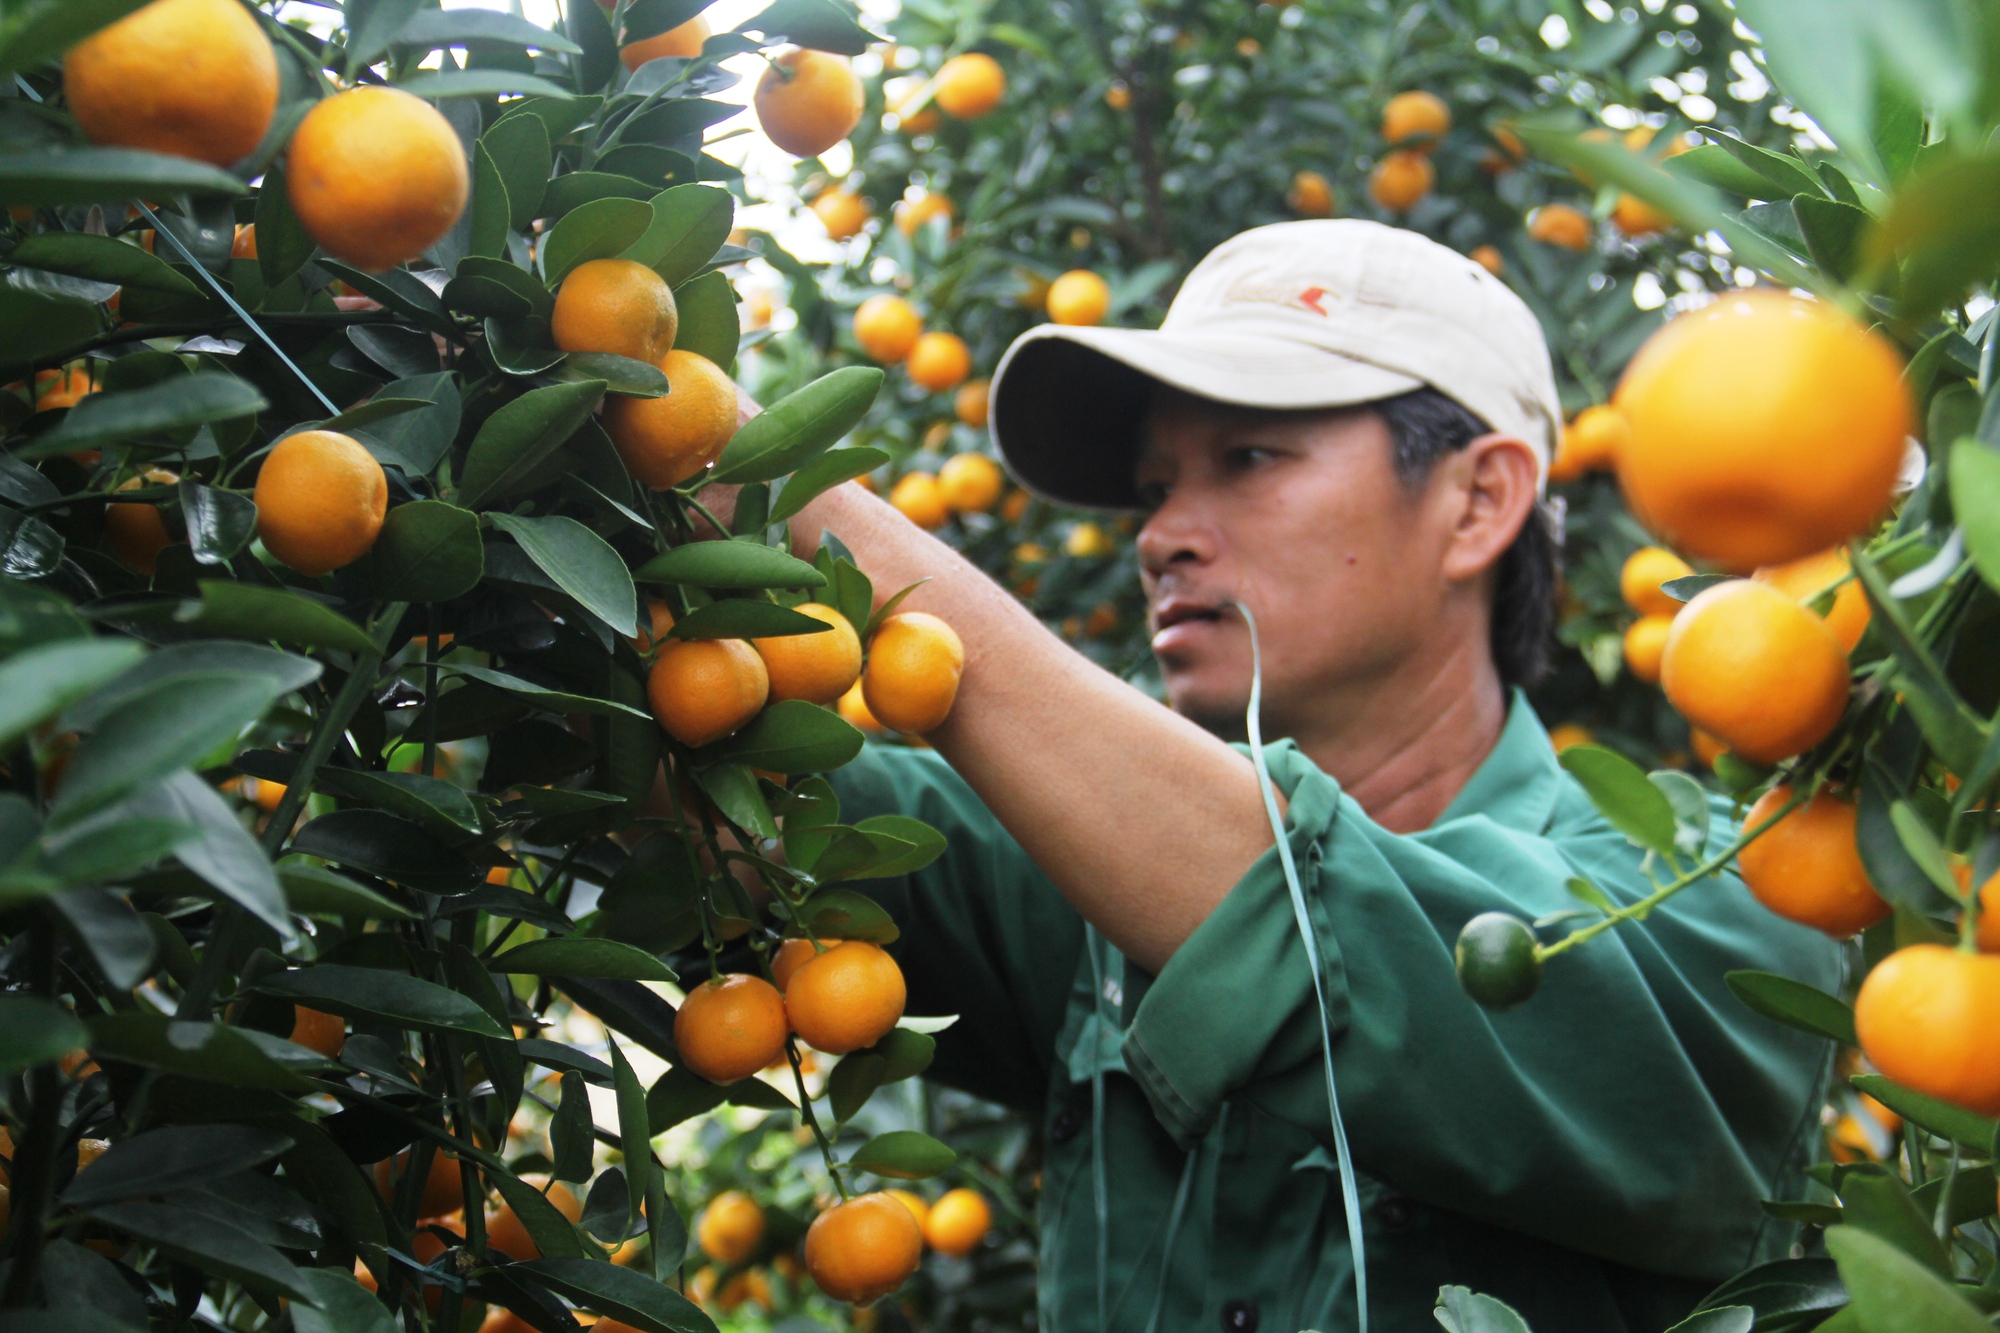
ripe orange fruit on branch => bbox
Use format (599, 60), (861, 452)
(253, 431), (387, 576)
(65, 0), (278, 168)
(755, 49), (864, 158)
(954, 378), (990, 428)
(1469, 244), (1502, 276)
(754, 603), (861, 705)
(934, 52), (1006, 118)
(231, 225), (258, 259)
(374, 1149), (465, 1221)
(288, 1006), (345, 1058)
(1737, 786), (1889, 938)
(772, 938), (835, 991)
(1622, 614), (1672, 684)
(907, 332), (971, 393)
(104, 468), (179, 574)
(923, 1188), (991, 1256)
(1547, 404), (1628, 483)
(863, 611), (964, 734)
(1382, 90), (1449, 147)
(1620, 546), (1693, 618)
(697, 1190), (766, 1264)
(676, 974), (788, 1083)
(1661, 580), (1848, 765)
(288, 86), (470, 272)
(620, 14), (709, 70)
(938, 453), (1003, 513)
(889, 472), (950, 529)
(837, 681), (882, 732)
(32, 367), (96, 412)
(486, 1177), (582, 1260)
(854, 295), (923, 363)
(784, 940), (906, 1054)
(1613, 193), (1672, 238)
(1046, 270), (1111, 327)
(812, 189), (871, 240)
(604, 349), (737, 489)
(1613, 291), (1912, 572)
(1368, 151), (1434, 212)
(1287, 170), (1334, 218)
(1855, 945), (2000, 1115)
(552, 259), (678, 365)
(1753, 548), (1870, 653)
(1528, 204), (1592, 250)
(894, 191), (953, 237)
(648, 638), (769, 747)
(805, 1192), (923, 1303)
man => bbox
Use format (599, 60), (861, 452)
(773, 221), (1840, 1331)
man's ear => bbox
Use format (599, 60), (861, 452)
(1438, 433), (1540, 583)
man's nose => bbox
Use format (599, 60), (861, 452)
(1136, 492), (1219, 577)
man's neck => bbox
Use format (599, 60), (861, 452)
(1286, 638), (1511, 834)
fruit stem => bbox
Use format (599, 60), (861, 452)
(678, 491), (733, 542)
(786, 1039), (849, 1201)
(1535, 785), (1811, 962)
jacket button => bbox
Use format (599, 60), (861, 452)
(1050, 1107), (1082, 1144)
(1220, 1299), (1258, 1332)
(1376, 1196), (1415, 1233)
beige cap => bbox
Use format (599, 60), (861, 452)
(988, 219), (1562, 509)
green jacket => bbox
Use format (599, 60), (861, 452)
(831, 695), (1842, 1332)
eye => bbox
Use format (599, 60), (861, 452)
(1222, 444), (1280, 473)
(1134, 478), (1171, 510)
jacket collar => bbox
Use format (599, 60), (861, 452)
(1431, 687), (1563, 834)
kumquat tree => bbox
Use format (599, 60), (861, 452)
(5, 0), (2000, 1329)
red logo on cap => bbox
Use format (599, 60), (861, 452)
(1297, 286), (1329, 316)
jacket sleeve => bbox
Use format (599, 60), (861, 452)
(829, 744), (1085, 1118)
(1119, 740), (1843, 1281)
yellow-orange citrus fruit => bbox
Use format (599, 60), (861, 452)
(894, 191), (953, 238)
(1737, 786), (1889, 938)
(1528, 203), (1592, 250)
(1690, 729), (1726, 770)
(938, 453), (1003, 513)
(1753, 548), (1870, 653)
(1287, 170), (1334, 218)
(854, 294), (924, 363)
(33, 367), (95, 412)
(753, 603), (861, 705)
(1614, 291), (1913, 572)
(934, 52), (1006, 118)
(697, 1190), (766, 1264)
(604, 349), (737, 489)
(105, 468), (180, 574)
(1105, 82), (1132, 111)
(1469, 244), (1503, 276)
(862, 611), (964, 735)
(1490, 123), (1526, 161)
(785, 940), (906, 1054)
(289, 1006), (345, 1058)
(1368, 150), (1434, 211)
(64, 0), (278, 168)
(675, 974), (788, 1083)
(922, 1188), (991, 1257)
(648, 638), (769, 747)
(954, 378), (990, 428)
(231, 224), (257, 259)
(632, 599), (676, 653)
(621, 14), (709, 70)
(907, 332), (971, 393)
(1855, 945), (2000, 1115)
(1064, 521), (1114, 558)
(374, 1149), (465, 1221)
(1622, 613), (1673, 684)
(1972, 869), (2000, 953)
(288, 86), (469, 272)
(1547, 723), (1592, 753)
(486, 1178), (582, 1260)
(886, 77), (939, 135)
(552, 259), (678, 365)
(1613, 193), (1672, 238)
(1047, 270), (1111, 327)
(837, 680), (882, 732)
(885, 1189), (929, 1231)
(245, 776), (287, 812)
(1660, 580), (1849, 765)
(1382, 90), (1450, 147)
(889, 471), (950, 529)
(755, 49), (864, 158)
(772, 938), (837, 991)
(812, 189), (871, 240)
(254, 431), (387, 576)
(1547, 404), (1629, 483)
(805, 1192), (923, 1304)
(1620, 546), (1694, 618)
(715, 1269), (773, 1312)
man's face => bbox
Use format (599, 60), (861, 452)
(1133, 388), (1464, 738)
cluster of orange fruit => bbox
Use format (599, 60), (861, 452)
(1367, 89), (1450, 213)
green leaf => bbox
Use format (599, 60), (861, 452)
(1851, 1073), (2000, 1150)
(394, 8), (583, 53)
(633, 541), (826, 590)
(258, 963), (508, 1038)
(669, 269), (738, 368)
(874, 1026), (934, 1081)
(84, 1202), (317, 1303)
(1850, 547), (1986, 774)
(179, 481), (258, 565)
(610, 1039), (652, 1237)
(0, 638), (143, 750)
(0, 995), (85, 1073)
(708, 367), (882, 487)
(1793, 196), (1869, 283)
(1660, 573), (1732, 605)
(516, 1258), (713, 1333)
(551, 1071), (594, 1182)
(1434, 1286), (1534, 1333)
(287, 809), (478, 892)
(86, 1013), (310, 1091)
(1888, 800), (1964, 902)
(174, 582), (377, 653)
(1951, 440), (2000, 595)
(0, 0), (151, 76)
(1650, 769), (1712, 858)
(457, 379), (607, 508)
(481, 115), (551, 230)
(127, 770), (292, 936)
(487, 512), (639, 636)
(492, 938), (676, 982)
(487, 1168), (588, 1260)
(447, 256), (555, 319)
(846, 1129), (955, 1180)
(1823, 1225), (1989, 1333)
(541, 171), (658, 217)
(1724, 970), (1857, 1045)
(622, 184), (734, 287)
(0, 287), (98, 381)
(543, 197), (656, 286)
(290, 1270), (398, 1333)
(1864, 151), (2000, 317)
(848, 815), (946, 879)
(63, 1125), (293, 1208)
(735, 0), (877, 55)
(279, 864), (415, 919)
(253, 159), (315, 289)
(442, 664), (650, 720)
(770, 447), (890, 524)
(669, 599), (833, 641)
(307, 766), (482, 838)
(1836, 1166), (1951, 1275)
(1558, 745), (1680, 860)
(33, 372), (265, 454)
(469, 141), (512, 261)
(689, 763), (776, 840)
(51, 672), (282, 825)
(826, 1050), (886, 1122)
(701, 700), (863, 773)
(799, 888), (899, 944)
(8, 231), (197, 294)
(0, 148), (248, 204)
(318, 260), (449, 330)
(366, 500), (485, 602)
(395, 69), (578, 101)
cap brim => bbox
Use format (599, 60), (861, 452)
(989, 325), (1425, 510)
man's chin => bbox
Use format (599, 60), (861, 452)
(1162, 672), (1253, 740)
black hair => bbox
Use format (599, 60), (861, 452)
(1372, 387), (1559, 689)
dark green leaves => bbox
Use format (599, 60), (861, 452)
(516, 1259), (714, 1333)
(624, 185), (734, 286)
(8, 231), (197, 294)
(52, 672), (284, 825)
(492, 938), (676, 982)
(63, 1125), (292, 1207)
(1724, 970), (1857, 1045)
(633, 541), (826, 590)
(0, 0), (152, 78)
(1434, 1287), (1534, 1333)
(84, 1202), (318, 1303)
(0, 638), (143, 749)
(544, 197), (656, 286)
(702, 700), (864, 773)
(707, 368), (882, 486)
(458, 379), (607, 508)
(670, 270), (738, 367)
(735, 0), (877, 55)
(1864, 151), (2000, 318)
(34, 373), (266, 455)
(0, 995), (86, 1073)
(367, 501), (484, 602)
(846, 1130), (956, 1180)
(288, 809), (478, 891)
(257, 964), (508, 1038)
(290, 1270), (399, 1333)
(175, 582), (377, 654)
(0, 148), (248, 205)
(1951, 440), (2000, 595)
(668, 599), (831, 640)
(1850, 1073), (2000, 1150)
(1558, 745), (1679, 860)
(1823, 1226), (1989, 1333)
(770, 447), (890, 524)
(487, 512), (639, 636)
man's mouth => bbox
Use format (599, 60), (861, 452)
(1151, 596), (1230, 636)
